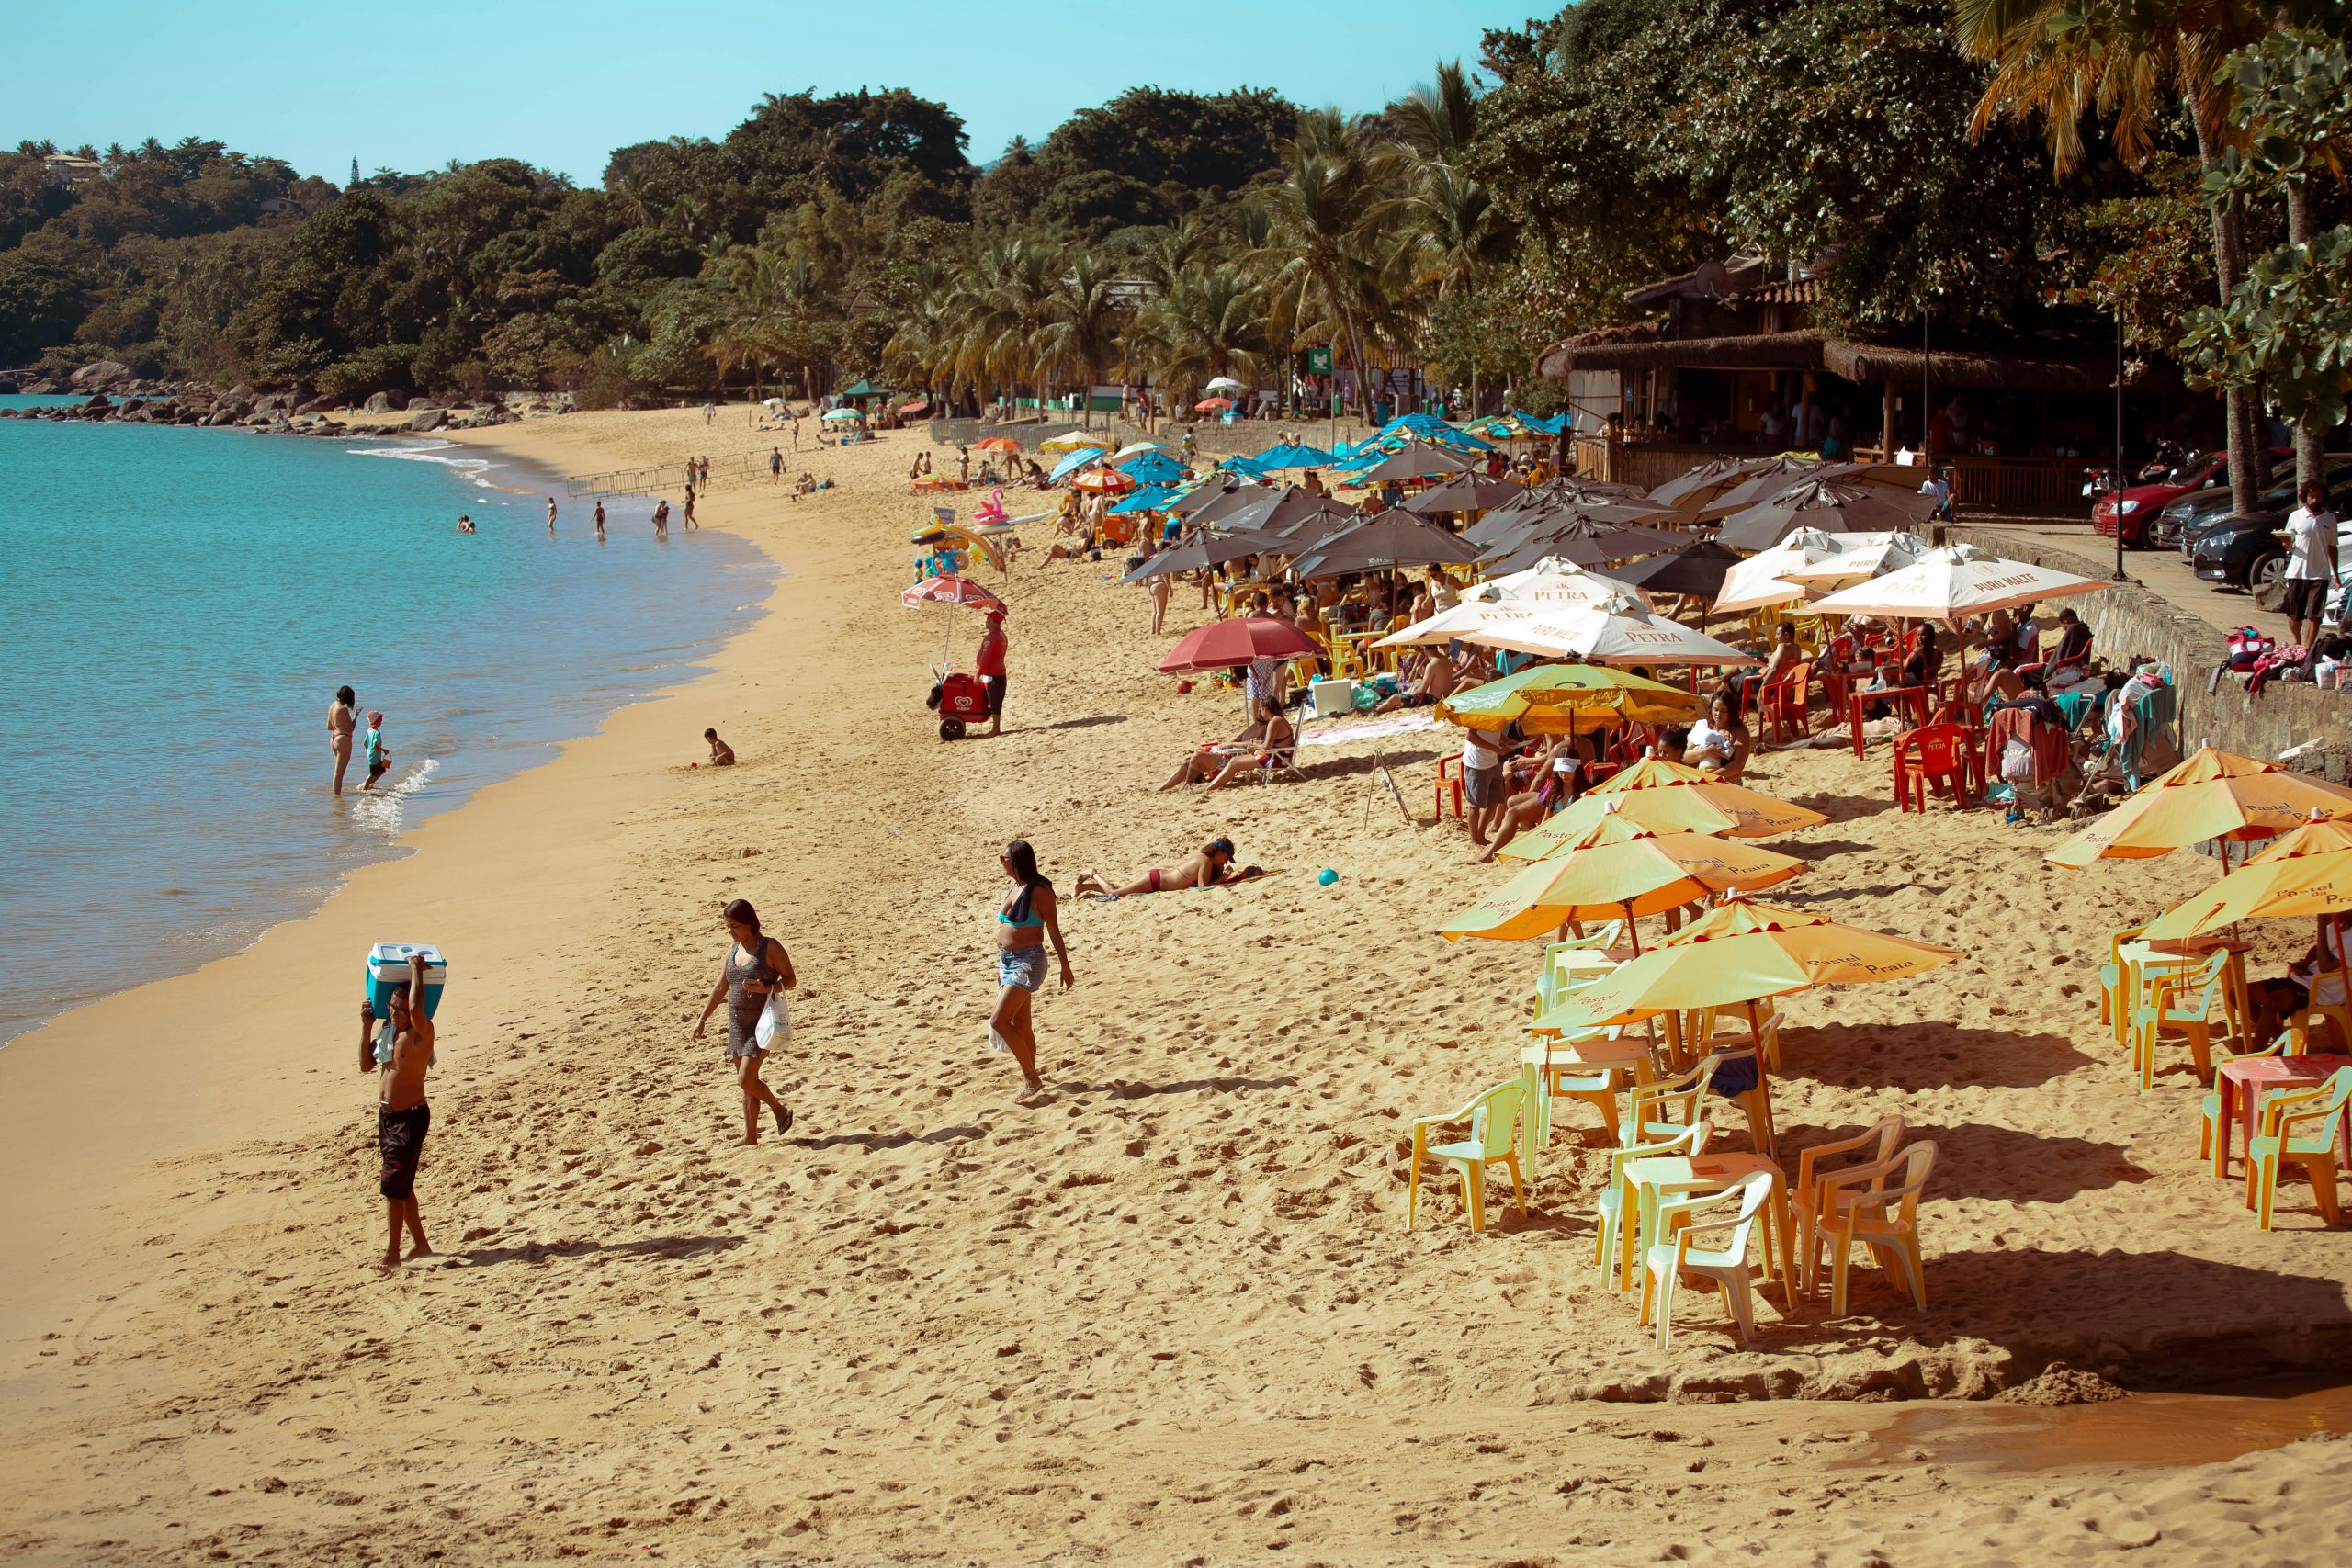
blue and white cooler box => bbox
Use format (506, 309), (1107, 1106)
(366, 943), (447, 1062)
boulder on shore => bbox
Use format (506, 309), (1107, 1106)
(70, 360), (131, 389)
(405, 407), (448, 432)
(363, 390), (409, 413)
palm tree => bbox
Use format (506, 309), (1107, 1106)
(1130, 264), (1274, 409)
(1036, 250), (1130, 427)
(942, 233), (1064, 414)
(1955, 0), (2270, 510)
(1256, 109), (1395, 422)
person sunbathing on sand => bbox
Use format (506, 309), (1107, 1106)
(1073, 837), (1255, 897)
(704, 728), (736, 766)
(1160, 698), (1294, 791)
(1376, 647), (1476, 712)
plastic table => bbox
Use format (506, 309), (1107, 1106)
(1848, 686), (1930, 757)
(1614, 1152), (1795, 1300)
(2213, 1054), (2352, 1178)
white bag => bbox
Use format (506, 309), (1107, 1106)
(754, 989), (792, 1050)
(1998, 738), (2035, 784)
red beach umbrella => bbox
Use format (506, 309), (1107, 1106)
(1194, 397), (1233, 413)
(1159, 615), (1319, 673)
(900, 575), (1005, 612)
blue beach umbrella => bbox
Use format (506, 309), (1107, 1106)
(1108, 484), (1176, 514)
(1247, 442), (1340, 471)
(1115, 451), (1189, 485)
(1049, 446), (1108, 483)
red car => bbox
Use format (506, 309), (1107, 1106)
(2092, 453), (2228, 546)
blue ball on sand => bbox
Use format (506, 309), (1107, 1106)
(1317, 868), (1339, 886)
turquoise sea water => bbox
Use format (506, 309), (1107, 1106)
(0, 400), (771, 1042)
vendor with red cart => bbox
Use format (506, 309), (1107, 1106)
(977, 609), (1009, 736)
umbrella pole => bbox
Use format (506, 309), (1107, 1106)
(2335, 913), (2349, 1050)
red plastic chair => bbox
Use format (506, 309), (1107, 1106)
(1758, 660), (1815, 743)
(1435, 753), (1464, 820)
(1893, 723), (1973, 812)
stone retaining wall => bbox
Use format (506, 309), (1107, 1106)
(1942, 523), (2352, 779)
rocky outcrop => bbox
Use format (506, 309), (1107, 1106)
(70, 360), (132, 389)
(363, 390), (408, 413)
(405, 407), (448, 432)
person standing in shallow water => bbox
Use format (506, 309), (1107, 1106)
(593, 500), (605, 540)
(653, 499), (670, 538)
(991, 840), (1073, 1100)
(692, 898), (795, 1145)
(327, 685), (357, 795)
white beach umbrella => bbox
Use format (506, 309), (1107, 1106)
(1454, 592), (1752, 666)
(1113, 440), (1172, 460)
(1205, 376), (1247, 392)
(1711, 528), (1849, 615)
(1374, 558), (1651, 649)
(1776, 531), (1932, 588)
(1805, 543), (2113, 620)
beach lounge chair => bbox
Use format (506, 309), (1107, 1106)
(2132, 948), (2234, 1091)
(1640, 1169), (1778, 1351)
(1406, 1079), (1529, 1233)
(2245, 1067), (2352, 1229)
(1809, 1141), (1939, 1317)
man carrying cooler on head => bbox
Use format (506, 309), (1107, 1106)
(359, 954), (437, 1269)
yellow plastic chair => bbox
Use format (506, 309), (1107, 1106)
(2133, 948), (2233, 1091)
(1639, 1169), (1778, 1351)
(2245, 1066), (2352, 1230)
(1407, 1079), (1529, 1233)
(1811, 1141), (1939, 1317)
(1790, 1115), (1906, 1275)
(2200, 1030), (2290, 1177)
(1592, 1119), (1711, 1286)
(1626, 1062), (1710, 1144)
(2098, 921), (2149, 1043)
(1690, 1000), (1781, 1072)
(1530, 927), (1627, 1020)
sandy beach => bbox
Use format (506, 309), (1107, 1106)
(6, 405), (2352, 1564)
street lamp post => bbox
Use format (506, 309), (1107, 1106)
(2113, 306), (2128, 582)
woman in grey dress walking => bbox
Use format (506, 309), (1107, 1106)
(691, 897), (795, 1144)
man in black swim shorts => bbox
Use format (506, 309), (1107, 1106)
(361, 955), (438, 1269)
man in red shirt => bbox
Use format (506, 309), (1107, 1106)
(976, 610), (1009, 736)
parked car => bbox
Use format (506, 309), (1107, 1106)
(2154, 482), (2234, 552)
(2094, 452), (2228, 546)
(2189, 468), (2352, 600)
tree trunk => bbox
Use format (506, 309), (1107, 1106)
(2193, 109), (2264, 514)
(2285, 180), (2327, 492)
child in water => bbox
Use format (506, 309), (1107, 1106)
(360, 712), (391, 791)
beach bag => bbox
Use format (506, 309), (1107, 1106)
(1999, 738), (2035, 784)
(754, 988), (792, 1051)
(2226, 627), (2274, 671)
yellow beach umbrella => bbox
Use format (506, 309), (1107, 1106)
(1437, 663), (1701, 735)
(1538, 897), (1964, 1029)
(1587, 756), (1707, 791)
(1040, 432), (1114, 454)
(1500, 776), (1828, 859)
(2143, 844), (2352, 942)
(2249, 812), (2352, 863)
(1438, 815), (1804, 943)
(2046, 748), (2352, 869)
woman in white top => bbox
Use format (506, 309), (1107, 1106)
(1684, 691), (1750, 781)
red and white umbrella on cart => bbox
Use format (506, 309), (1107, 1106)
(902, 574), (1005, 663)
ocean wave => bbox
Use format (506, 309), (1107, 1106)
(345, 441), (493, 479)
(347, 756), (440, 837)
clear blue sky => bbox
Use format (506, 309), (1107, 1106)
(5, 1), (1525, 186)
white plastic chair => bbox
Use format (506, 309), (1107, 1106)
(1640, 1168), (1778, 1351)
(1808, 1141), (1939, 1316)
